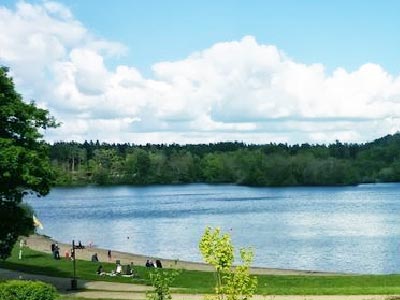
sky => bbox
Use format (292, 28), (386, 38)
(1, 1), (400, 145)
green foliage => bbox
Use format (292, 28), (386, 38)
(146, 269), (181, 300)
(0, 203), (33, 259)
(0, 67), (58, 259)
(200, 227), (234, 272)
(223, 249), (258, 300)
(199, 227), (257, 300)
(0, 280), (58, 300)
(0, 67), (58, 196)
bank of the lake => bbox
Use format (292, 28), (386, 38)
(24, 234), (342, 276)
(3, 238), (400, 297)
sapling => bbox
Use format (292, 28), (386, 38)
(199, 226), (257, 300)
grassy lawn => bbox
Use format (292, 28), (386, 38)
(59, 297), (114, 300)
(1, 247), (400, 295)
(0, 247), (148, 284)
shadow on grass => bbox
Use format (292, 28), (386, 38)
(24, 253), (44, 259)
(0, 260), (72, 278)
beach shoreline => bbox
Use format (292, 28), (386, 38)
(25, 234), (346, 276)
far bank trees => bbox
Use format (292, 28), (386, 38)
(48, 134), (400, 187)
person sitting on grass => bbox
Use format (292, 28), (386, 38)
(126, 263), (132, 275)
(96, 265), (105, 276)
(156, 259), (163, 268)
(116, 262), (122, 275)
(146, 259), (155, 267)
(126, 262), (138, 277)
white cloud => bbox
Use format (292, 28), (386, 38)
(1, 1), (400, 145)
(70, 48), (109, 95)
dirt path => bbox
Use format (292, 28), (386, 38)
(65, 292), (399, 300)
(25, 234), (346, 276)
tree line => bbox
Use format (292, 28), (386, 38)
(49, 133), (400, 187)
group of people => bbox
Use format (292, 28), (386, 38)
(96, 261), (136, 277)
(145, 259), (162, 268)
(75, 240), (85, 249)
(51, 239), (162, 277)
(51, 240), (86, 261)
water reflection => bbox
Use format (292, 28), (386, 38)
(27, 183), (400, 274)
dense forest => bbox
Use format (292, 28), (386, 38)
(49, 133), (400, 187)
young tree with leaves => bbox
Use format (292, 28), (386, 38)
(0, 67), (58, 259)
(146, 269), (181, 300)
(199, 226), (257, 300)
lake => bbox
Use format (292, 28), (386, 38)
(25, 183), (400, 274)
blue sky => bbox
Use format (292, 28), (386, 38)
(4, 0), (399, 74)
(1, 1), (400, 144)
(42, 0), (400, 75)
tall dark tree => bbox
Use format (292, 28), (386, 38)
(0, 67), (57, 259)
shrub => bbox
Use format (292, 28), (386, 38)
(146, 269), (181, 300)
(0, 280), (58, 300)
(199, 226), (257, 300)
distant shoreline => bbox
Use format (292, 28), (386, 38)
(53, 181), (363, 188)
(52, 181), (399, 189)
(25, 234), (347, 276)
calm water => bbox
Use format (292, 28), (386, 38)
(25, 183), (400, 274)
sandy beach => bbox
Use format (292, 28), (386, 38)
(25, 234), (344, 276)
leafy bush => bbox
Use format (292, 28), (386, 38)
(146, 269), (181, 300)
(200, 226), (257, 300)
(0, 280), (58, 300)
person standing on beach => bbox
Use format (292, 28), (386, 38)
(54, 243), (60, 260)
(107, 250), (112, 261)
(65, 249), (70, 259)
(51, 243), (55, 257)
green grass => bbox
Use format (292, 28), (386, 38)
(2, 247), (400, 295)
(257, 274), (400, 295)
(0, 247), (148, 284)
(59, 297), (114, 300)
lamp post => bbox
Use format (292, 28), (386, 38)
(71, 240), (77, 290)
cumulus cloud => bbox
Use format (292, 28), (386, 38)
(1, 1), (400, 145)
